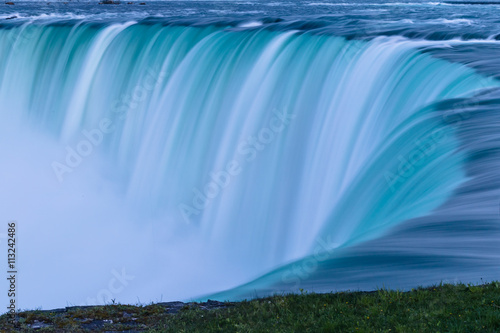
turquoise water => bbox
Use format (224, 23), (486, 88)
(1, 1), (500, 309)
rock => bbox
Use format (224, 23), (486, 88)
(157, 301), (186, 314)
(5, 15), (17, 19)
(81, 319), (114, 330)
(65, 306), (94, 312)
(28, 320), (51, 330)
(206, 299), (225, 307)
(5, 2), (15, 5)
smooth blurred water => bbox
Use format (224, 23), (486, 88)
(1, 1), (500, 310)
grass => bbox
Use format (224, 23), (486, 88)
(1, 282), (499, 332)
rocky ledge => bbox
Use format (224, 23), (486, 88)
(2, 299), (233, 332)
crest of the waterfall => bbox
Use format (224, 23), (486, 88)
(0, 22), (499, 308)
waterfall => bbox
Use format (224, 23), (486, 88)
(0, 22), (497, 308)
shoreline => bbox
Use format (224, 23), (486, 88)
(1, 282), (499, 332)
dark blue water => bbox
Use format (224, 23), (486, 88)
(2, 0), (500, 40)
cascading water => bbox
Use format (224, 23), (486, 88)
(1, 2), (500, 309)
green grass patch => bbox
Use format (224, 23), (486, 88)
(1, 282), (500, 332)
